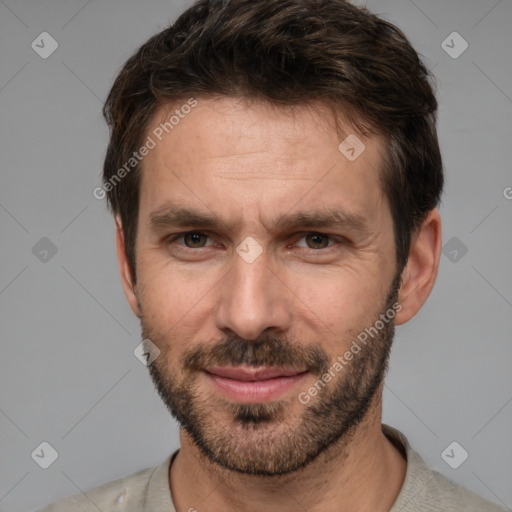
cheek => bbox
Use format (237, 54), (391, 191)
(136, 261), (220, 342)
(290, 267), (385, 340)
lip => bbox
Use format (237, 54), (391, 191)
(204, 366), (309, 403)
(206, 365), (307, 381)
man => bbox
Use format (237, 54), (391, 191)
(39, 0), (507, 510)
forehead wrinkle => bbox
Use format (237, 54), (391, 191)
(211, 171), (314, 182)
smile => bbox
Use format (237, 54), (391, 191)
(204, 366), (309, 403)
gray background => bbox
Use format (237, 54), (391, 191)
(0, 0), (511, 510)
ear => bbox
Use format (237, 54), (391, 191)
(115, 215), (141, 318)
(394, 209), (442, 325)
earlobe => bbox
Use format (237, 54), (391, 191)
(394, 209), (442, 326)
(115, 216), (141, 318)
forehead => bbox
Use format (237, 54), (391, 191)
(138, 96), (387, 228)
(147, 97), (372, 163)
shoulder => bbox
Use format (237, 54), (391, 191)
(35, 464), (159, 511)
(416, 467), (508, 512)
(384, 424), (508, 512)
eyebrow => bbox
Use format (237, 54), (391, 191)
(149, 203), (368, 234)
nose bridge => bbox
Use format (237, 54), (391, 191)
(215, 245), (291, 340)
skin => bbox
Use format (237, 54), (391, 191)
(115, 96), (442, 512)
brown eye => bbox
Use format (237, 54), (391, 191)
(304, 233), (331, 249)
(183, 232), (208, 248)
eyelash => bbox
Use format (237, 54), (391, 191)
(164, 231), (345, 253)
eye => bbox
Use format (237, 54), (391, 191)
(165, 231), (345, 255)
(295, 233), (336, 250)
(166, 231), (212, 249)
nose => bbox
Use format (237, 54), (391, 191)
(214, 245), (292, 341)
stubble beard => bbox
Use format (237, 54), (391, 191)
(143, 274), (400, 476)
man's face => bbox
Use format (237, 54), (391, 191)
(132, 97), (400, 476)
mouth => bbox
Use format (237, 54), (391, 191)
(204, 366), (309, 403)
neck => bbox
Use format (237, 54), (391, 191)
(169, 394), (406, 512)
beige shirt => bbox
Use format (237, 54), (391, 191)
(38, 424), (508, 511)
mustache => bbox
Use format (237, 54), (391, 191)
(181, 336), (331, 376)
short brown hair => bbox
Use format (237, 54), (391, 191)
(102, 0), (443, 282)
